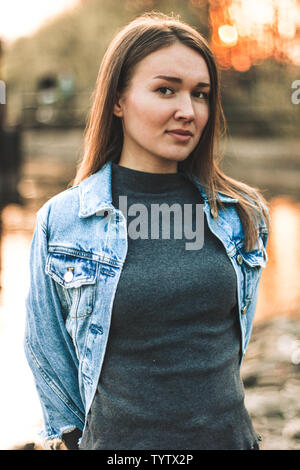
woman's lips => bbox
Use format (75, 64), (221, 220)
(166, 131), (192, 142)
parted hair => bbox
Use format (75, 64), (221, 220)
(71, 11), (270, 252)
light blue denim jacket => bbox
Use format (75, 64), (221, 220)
(24, 160), (269, 443)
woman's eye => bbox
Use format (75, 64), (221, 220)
(157, 86), (174, 96)
(157, 87), (209, 100)
(194, 91), (209, 99)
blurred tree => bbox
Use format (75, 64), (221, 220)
(2, 0), (299, 135)
(4, 0), (208, 93)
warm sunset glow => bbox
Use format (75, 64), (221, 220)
(229, 0), (275, 30)
(218, 25), (238, 46)
(208, 0), (300, 70)
(287, 39), (300, 65)
(255, 197), (300, 323)
(231, 53), (251, 71)
(0, 0), (79, 43)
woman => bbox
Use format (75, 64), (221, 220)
(24, 11), (270, 450)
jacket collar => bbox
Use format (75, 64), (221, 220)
(78, 160), (238, 218)
(184, 171), (239, 204)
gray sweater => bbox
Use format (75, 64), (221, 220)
(79, 162), (258, 450)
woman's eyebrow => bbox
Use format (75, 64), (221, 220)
(153, 75), (211, 88)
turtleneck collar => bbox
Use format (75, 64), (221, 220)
(112, 162), (187, 195)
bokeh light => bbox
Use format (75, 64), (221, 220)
(207, 0), (300, 70)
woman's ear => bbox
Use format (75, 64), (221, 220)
(113, 93), (124, 118)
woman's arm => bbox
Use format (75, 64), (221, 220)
(24, 208), (85, 449)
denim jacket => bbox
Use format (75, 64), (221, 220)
(24, 160), (269, 443)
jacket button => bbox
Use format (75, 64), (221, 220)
(237, 254), (243, 265)
(64, 268), (74, 282)
(242, 305), (248, 315)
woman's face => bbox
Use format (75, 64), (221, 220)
(113, 42), (211, 173)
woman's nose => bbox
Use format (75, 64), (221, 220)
(174, 94), (195, 121)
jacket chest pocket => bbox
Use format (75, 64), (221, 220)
(236, 244), (268, 303)
(45, 251), (98, 318)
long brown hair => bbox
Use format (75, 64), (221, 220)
(71, 11), (270, 252)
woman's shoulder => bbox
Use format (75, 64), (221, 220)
(222, 178), (270, 229)
(36, 184), (80, 227)
(240, 184), (270, 229)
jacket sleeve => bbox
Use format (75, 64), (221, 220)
(24, 207), (85, 448)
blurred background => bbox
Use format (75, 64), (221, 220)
(0, 0), (299, 450)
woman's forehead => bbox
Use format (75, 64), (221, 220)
(131, 44), (211, 84)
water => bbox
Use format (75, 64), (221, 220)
(0, 227), (43, 450)
(256, 196), (300, 322)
